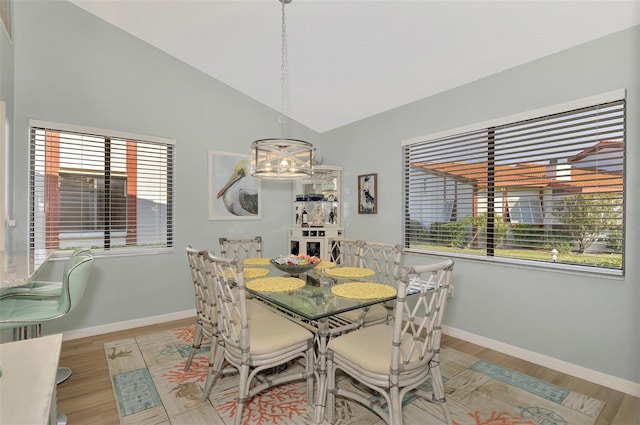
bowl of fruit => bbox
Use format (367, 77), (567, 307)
(270, 254), (322, 275)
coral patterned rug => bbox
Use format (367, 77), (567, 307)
(105, 325), (605, 425)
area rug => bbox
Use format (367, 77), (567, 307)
(104, 325), (605, 425)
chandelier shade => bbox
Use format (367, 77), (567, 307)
(250, 138), (314, 179)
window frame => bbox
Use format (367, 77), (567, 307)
(29, 120), (175, 257)
(402, 90), (626, 277)
(0, 100), (5, 252)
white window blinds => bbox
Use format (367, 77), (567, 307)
(29, 121), (175, 254)
(403, 95), (625, 274)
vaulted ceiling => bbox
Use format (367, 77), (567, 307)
(69, 0), (639, 133)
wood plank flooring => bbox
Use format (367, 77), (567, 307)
(56, 318), (640, 425)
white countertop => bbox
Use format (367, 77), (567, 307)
(0, 334), (63, 425)
(0, 252), (32, 288)
(0, 250), (52, 288)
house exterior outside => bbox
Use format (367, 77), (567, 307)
(409, 140), (623, 253)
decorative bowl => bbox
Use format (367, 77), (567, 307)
(270, 258), (320, 275)
(308, 194), (325, 201)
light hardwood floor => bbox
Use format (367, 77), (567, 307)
(56, 318), (640, 425)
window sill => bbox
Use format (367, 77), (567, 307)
(403, 248), (624, 280)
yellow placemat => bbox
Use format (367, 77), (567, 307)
(315, 261), (337, 269)
(325, 267), (376, 279)
(246, 277), (306, 292)
(243, 257), (271, 266)
(219, 268), (270, 280)
(331, 282), (397, 300)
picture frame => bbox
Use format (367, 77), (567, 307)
(208, 151), (262, 220)
(358, 173), (377, 214)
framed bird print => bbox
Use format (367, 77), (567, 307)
(358, 173), (377, 214)
(208, 151), (262, 220)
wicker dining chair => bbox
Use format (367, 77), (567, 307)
(184, 246), (217, 372)
(201, 253), (315, 425)
(218, 236), (263, 261)
(184, 246), (273, 375)
(327, 238), (362, 265)
(359, 241), (403, 286)
(336, 241), (402, 328)
(325, 258), (455, 425)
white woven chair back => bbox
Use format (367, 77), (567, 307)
(394, 259), (453, 369)
(359, 241), (402, 286)
(207, 253), (245, 353)
(328, 238), (362, 266)
(186, 246), (217, 330)
(219, 236), (262, 260)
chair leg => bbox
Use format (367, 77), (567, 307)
(305, 344), (315, 406)
(234, 364), (250, 425)
(325, 354), (335, 424)
(429, 362), (453, 425)
(202, 339), (224, 400)
(184, 322), (203, 371)
(389, 385), (402, 425)
(13, 326), (28, 340)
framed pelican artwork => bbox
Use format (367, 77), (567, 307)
(358, 173), (377, 214)
(208, 151), (262, 220)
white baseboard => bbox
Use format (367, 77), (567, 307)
(60, 309), (195, 341)
(442, 325), (640, 398)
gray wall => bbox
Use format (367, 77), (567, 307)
(322, 27), (640, 385)
(7, 0), (639, 386)
(1, 10), (14, 252)
(10, 0), (318, 330)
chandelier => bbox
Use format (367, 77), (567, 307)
(250, 0), (314, 179)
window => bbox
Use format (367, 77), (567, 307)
(509, 197), (543, 225)
(403, 91), (625, 275)
(29, 121), (175, 254)
(58, 173), (127, 233)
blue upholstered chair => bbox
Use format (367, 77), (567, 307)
(0, 253), (94, 337)
(0, 248), (92, 302)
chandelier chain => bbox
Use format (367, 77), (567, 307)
(279, 0), (287, 137)
(249, 0), (313, 180)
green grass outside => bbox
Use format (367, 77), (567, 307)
(411, 244), (622, 269)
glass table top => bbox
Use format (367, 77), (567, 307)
(244, 266), (397, 321)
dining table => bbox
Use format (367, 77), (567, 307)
(243, 260), (399, 424)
